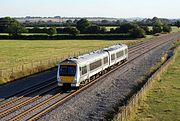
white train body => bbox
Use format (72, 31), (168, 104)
(57, 44), (128, 87)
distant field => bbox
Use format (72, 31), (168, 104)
(104, 26), (117, 31)
(0, 40), (137, 69)
(128, 44), (180, 121)
(171, 26), (180, 33)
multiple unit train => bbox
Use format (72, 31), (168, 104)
(57, 44), (128, 87)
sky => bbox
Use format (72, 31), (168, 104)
(0, 0), (180, 18)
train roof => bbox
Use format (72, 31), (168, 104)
(69, 50), (107, 65)
(103, 44), (127, 51)
(60, 44), (127, 65)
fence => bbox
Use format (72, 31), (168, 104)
(0, 42), (124, 84)
(0, 57), (59, 84)
(0, 49), (93, 84)
(114, 46), (178, 121)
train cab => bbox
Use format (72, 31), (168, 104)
(57, 59), (79, 87)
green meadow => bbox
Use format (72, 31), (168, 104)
(128, 43), (180, 121)
(0, 40), (137, 69)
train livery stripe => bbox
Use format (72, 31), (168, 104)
(60, 76), (75, 83)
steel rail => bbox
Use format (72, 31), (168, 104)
(0, 85), (58, 118)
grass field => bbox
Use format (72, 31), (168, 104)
(128, 43), (180, 121)
(104, 26), (117, 31)
(171, 26), (180, 33)
(0, 40), (137, 69)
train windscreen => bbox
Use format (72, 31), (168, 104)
(60, 65), (76, 76)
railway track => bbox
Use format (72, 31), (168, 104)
(0, 77), (57, 108)
(0, 76), (56, 105)
(0, 83), (57, 118)
(0, 32), (179, 120)
(27, 38), (174, 121)
(0, 33), (159, 107)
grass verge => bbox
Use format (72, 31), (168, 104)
(127, 42), (180, 121)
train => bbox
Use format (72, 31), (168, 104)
(57, 44), (128, 87)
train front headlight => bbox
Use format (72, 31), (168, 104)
(57, 77), (60, 82)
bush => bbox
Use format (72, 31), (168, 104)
(69, 27), (80, 36)
(85, 26), (101, 34)
(152, 26), (162, 34)
(141, 26), (150, 34)
(163, 24), (172, 33)
(117, 23), (138, 33)
(47, 27), (57, 36)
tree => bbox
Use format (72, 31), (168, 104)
(141, 26), (150, 34)
(31, 27), (41, 33)
(153, 19), (163, 27)
(66, 20), (73, 26)
(175, 21), (180, 28)
(162, 24), (172, 33)
(0, 17), (27, 36)
(47, 27), (57, 36)
(130, 27), (145, 38)
(110, 28), (115, 33)
(152, 19), (163, 34)
(152, 17), (159, 22)
(101, 20), (109, 24)
(86, 26), (101, 34)
(43, 27), (48, 33)
(69, 27), (80, 36)
(114, 23), (139, 34)
(100, 27), (107, 34)
(73, 19), (78, 24)
(0, 18), (7, 33)
(76, 18), (91, 33)
(152, 26), (162, 34)
(118, 23), (138, 33)
(115, 20), (121, 25)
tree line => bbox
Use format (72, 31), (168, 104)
(22, 17), (180, 27)
(0, 17), (179, 38)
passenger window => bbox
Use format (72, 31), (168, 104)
(111, 54), (115, 61)
(103, 57), (108, 64)
(81, 66), (87, 75)
(125, 49), (128, 54)
(90, 59), (102, 71)
(116, 51), (124, 58)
